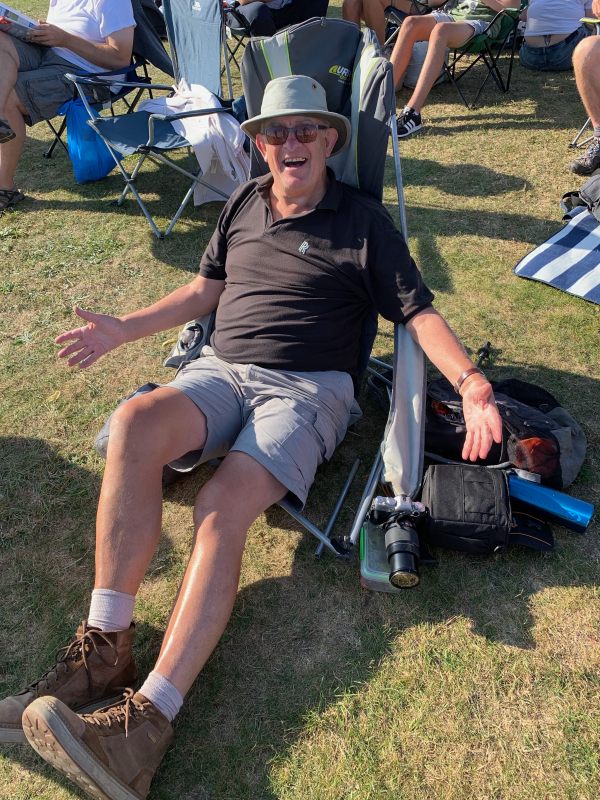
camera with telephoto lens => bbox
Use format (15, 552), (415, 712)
(368, 496), (427, 588)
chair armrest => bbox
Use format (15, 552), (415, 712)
(148, 108), (232, 123)
(66, 73), (173, 92)
(478, 6), (521, 38)
(146, 107), (234, 147)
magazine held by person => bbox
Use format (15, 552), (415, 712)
(0, 3), (36, 41)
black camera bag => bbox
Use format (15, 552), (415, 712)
(420, 464), (555, 555)
(420, 464), (513, 554)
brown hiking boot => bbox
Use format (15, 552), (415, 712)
(0, 622), (137, 744)
(23, 690), (173, 800)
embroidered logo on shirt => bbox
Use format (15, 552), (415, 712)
(299, 241), (310, 255)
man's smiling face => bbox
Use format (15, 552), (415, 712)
(256, 115), (339, 205)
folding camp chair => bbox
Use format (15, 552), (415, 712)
(94, 18), (424, 560)
(221, 1), (330, 98)
(222, 3), (252, 81)
(239, 17), (425, 555)
(43, 60), (152, 160)
(569, 17), (600, 149)
(68, 0), (242, 239)
(43, 0), (174, 160)
(384, 2), (525, 109)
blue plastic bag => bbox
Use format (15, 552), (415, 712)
(59, 98), (121, 184)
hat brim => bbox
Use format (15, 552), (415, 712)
(241, 109), (351, 155)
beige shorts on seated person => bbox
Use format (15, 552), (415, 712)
(166, 347), (360, 508)
(431, 11), (489, 37)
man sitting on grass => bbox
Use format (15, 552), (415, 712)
(0, 75), (502, 800)
(0, 0), (135, 215)
(388, 0), (517, 138)
(570, 0), (600, 175)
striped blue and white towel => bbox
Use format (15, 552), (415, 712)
(514, 206), (600, 305)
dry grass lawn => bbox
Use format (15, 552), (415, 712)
(0, 2), (598, 799)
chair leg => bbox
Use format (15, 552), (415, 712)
(570, 117), (593, 148)
(43, 118), (69, 158)
(163, 182), (197, 238)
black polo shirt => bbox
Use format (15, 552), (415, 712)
(199, 171), (434, 376)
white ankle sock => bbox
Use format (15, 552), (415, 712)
(87, 588), (135, 632)
(139, 671), (184, 722)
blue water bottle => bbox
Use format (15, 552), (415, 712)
(508, 474), (594, 533)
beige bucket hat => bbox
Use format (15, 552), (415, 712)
(241, 75), (351, 155)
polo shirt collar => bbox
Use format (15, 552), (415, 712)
(255, 167), (342, 213)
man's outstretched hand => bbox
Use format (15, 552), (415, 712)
(55, 306), (127, 369)
(460, 378), (503, 462)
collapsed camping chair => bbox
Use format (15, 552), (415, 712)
(384, 1), (525, 108)
(44, 0), (174, 160)
(68, 0), (244, 238)
(95, 17), (425, 558)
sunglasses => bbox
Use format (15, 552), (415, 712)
(262, 123), (329, 146)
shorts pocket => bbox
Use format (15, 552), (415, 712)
(19, 72), (74, 125)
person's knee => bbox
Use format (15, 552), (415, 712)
(109, 393), (184, 465)
(430, 21), (452, 45)
(573, 35), (600, 74)
(109, 396), (163, 456)
(192, 477), (235, 531)
(192, 455), (285, 531)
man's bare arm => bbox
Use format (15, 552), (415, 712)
(406, 307), (503, 461)
(27, 24), (134, 69)
(56, 275), (225, 369)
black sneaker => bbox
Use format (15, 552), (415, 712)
(397, 107), (422, 139)
(570, 137), (600, 176)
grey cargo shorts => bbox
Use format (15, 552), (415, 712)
(12, 38), (79, 125)
(167, 347), (357, 507)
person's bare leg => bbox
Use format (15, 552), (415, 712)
(0, 91), (27, 190)
(362, 0), (414, 46)
(405, 21), (473, 112)
(94, 386), (208, 595)
(389, 15), (438, 88)
(153, 451), (286, 697)
(0, 32), (18, 114)
(342, 0), (362, 26)
(573, 35), (600, 129)
(0, 33), (25, 190)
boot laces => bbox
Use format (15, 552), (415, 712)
(83, 688), (148, 738)
(24, 622), (119, 695)
(582, 138), (600, 163)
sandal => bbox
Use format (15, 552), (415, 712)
(0, 118), (15, 144)
(0, 188), (25, 213)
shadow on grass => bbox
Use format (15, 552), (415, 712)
(403, 202), (560, 294)
(1, 352), (598, 800)
(403, 158), (530, 195)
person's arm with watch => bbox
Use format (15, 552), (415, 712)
(406, 306), (503, 462)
